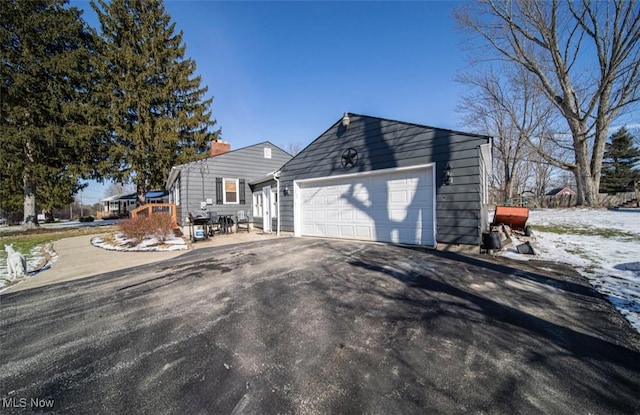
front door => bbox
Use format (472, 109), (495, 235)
(263, 186), (272, 233)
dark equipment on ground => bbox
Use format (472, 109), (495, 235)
(188, 212), (210, 242)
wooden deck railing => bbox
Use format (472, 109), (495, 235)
(129, 203), (179, 229)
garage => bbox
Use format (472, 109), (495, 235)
(294, 165), (435, 246)
(278, 113), (491, 248)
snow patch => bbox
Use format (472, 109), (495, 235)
(498, 208), (640, 333)
(90, 234), (188, 252)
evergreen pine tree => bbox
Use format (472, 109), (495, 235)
(91, 0), (219, 206)
(599, 127), (640, 193)
(0, 0), (102, 228)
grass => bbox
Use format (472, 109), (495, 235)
(563, 246), (601, 263)
(532, 224), (640, 241)
(0, 225), (118, 260)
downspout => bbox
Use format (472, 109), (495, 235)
(274, 171), (281, 236)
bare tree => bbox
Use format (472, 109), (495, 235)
(455, 0), (640, 206)
(285, 142), (303, 157)
(104, 182), (135, 198)
(458, 66), (555, 204)
(528, 150), (555, 199)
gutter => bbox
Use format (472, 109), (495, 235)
(274, 171), (281, 236)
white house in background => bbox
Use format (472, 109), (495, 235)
(100, 190), (169, 218)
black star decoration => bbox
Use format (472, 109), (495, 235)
(341, 148), (358, 169)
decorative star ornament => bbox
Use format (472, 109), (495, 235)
(341, 148), (358, 169)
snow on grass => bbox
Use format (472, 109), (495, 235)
(501, 208), (640, 333)
(0, 233), (186, 292)
(0, 244), (58, 292)
(91, 234), (188, 252)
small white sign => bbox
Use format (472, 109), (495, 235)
(206, 198), (213, 205)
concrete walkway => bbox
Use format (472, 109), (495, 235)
(4, 230), (289, 293)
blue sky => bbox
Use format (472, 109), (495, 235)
(76, 1), (471, 203)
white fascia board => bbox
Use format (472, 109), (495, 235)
(166, 166), (181, 190)
(249, 170), (280, 186)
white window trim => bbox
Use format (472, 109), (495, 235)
(173, 178), (181, 205)
(223, 178), (240, 205)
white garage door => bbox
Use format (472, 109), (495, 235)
(296, 165), (435, 246)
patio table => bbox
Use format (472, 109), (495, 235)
(219, 215), (235, 234)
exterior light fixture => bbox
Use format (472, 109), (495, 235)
(444, 165), (453, 185)
(342, 112), (350, 127)
(283, 186), (289, 196)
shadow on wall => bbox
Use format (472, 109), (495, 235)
(337, 118), (452, 246)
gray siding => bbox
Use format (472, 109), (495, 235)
(170, 142), (291, 226)
(278, 114), (491, 246)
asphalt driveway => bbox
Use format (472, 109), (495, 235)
(1, 238), (639, 414)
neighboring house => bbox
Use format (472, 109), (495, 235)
(101, 190), (169, 218)
(256, 113), (492, 249)
(546, 187), (577, 196)
(166, 141), (292, 226)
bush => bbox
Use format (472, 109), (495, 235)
(79, 216), (95, 222)
(118, 213), (175, 244)
(118, 218), (149, 243)
(146, 213), (175, 242)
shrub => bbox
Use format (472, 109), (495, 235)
(146, 212), (175, 242)
(118, 213), (175, 244)
(118, 218), (149, 243)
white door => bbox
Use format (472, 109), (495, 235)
(263, 186), (272, 233)
(296, 166), (435, 246)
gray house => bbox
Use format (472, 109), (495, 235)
(258, 113), (492, 249)
(166, 141), (291, 226)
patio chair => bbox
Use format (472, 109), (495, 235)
(207, 211), (222, 237)
(236, 210), (250, 233)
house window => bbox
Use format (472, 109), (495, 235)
(223, 178), (239, 204)
(253, 193), (263, 217)
(264, 148), (272, 159)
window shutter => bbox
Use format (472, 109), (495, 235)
(239, 179), (246, 205)
(216, 177), (223, 204)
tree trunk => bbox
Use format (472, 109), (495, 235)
(566, 118), (603, 207)
(22, 174), (38, 229)
(502, 159), (514, 204)
(136, 183), (147, 207)
(571, 168), (583, 205)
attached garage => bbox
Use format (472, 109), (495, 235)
(276, 113), (492, 250)
(294, 165), (435, 246)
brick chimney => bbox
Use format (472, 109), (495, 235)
(210, 140), (231, 156)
